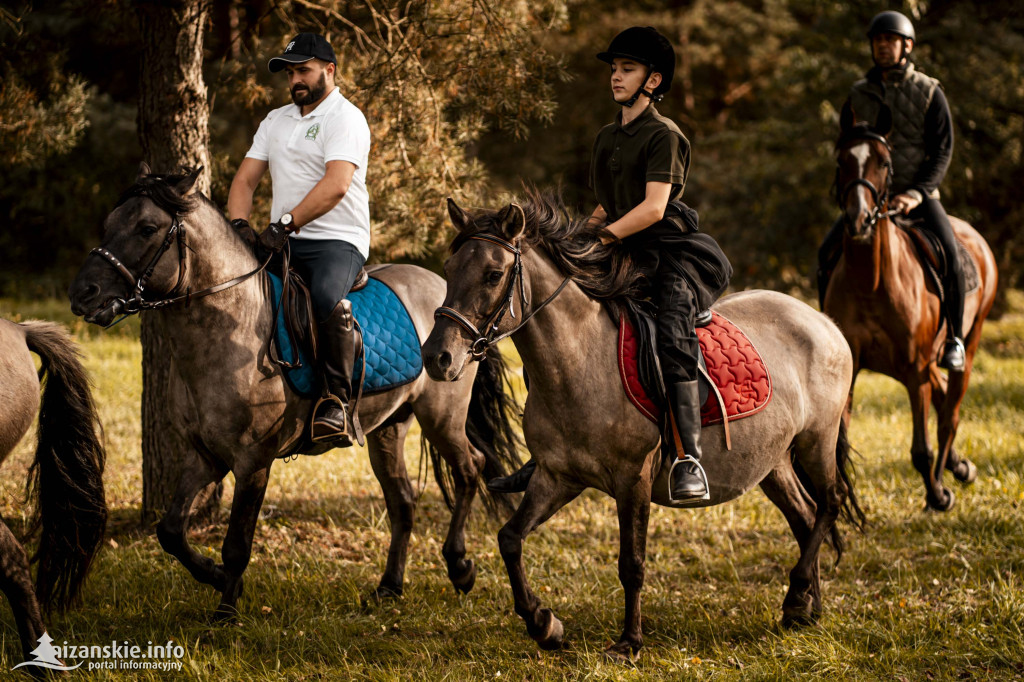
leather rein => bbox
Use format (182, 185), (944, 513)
(89, 213), (271, 327)
(434, 232), (571, 360)
(836, 130), (899, 231)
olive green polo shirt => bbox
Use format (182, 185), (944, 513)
(589, 105), (691, 222)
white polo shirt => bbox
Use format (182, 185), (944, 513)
(245, 87), (371, 258)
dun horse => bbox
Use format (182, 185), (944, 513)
(422, 194), (863, 658)
(0, 319), (107, 664)
(826, 115), (998, 511)
(68, 166), (521, 618)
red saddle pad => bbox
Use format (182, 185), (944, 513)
(618, 311), (772, 426)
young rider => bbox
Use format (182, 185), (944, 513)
(488, 26), (732, 503)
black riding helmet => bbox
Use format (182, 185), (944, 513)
(597, 26), (675, 107)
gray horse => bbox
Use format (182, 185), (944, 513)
(0, 319), (107, 667)
(68, 166), (521, 618)
(422, 194), (864, 659)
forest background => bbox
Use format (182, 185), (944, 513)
(1, 0), (1022, 306)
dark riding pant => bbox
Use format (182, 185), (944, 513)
(273, 239), (366, 322)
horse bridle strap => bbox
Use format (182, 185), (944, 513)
(836, 135), (897, 232)
(435, 233), (570, 360)
(89, 215), (271, 324)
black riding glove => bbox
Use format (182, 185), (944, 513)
(258, 219), (292, 254)
(230, 218), (259, 249)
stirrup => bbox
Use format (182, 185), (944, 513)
(310, 394), (352, 444)
(667, 455), (710, 504)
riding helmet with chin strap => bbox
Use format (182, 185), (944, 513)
(867, 11), (915, 66)
(597, 26), (675, 107)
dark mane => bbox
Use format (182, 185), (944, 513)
(114, 168), (200, 216)
(452, 187), (645, 302)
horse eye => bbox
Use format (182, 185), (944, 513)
(140, 224), (158, 237)
(486, 270), (504, 285)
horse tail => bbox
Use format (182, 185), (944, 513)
(429, 345), (525, 518)
(22, 321), (108, 612)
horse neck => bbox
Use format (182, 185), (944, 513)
(843, 214), (898, 293)
(153, 200), (270, 353)
(512, 248), (616, 396)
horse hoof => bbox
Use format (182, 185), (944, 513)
(781, 610), (818, 630)
(954, 460), (978, 484)
(212, 603), (239, 623)
(533, 608), (565, 650)
(603, 641), (640, 663)
(362, 584), (402, 608)
(450, 559), (476, 594)
(926, 488), (956, 512)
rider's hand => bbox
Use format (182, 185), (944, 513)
(258, 219), (292, 253)
(891, 192), (923, 215)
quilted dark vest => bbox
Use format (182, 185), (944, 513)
(849, 63), (940, 197)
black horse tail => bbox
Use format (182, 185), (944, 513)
(22, 322), (108, 612)
(792, 419), (865, 566)
(427, 344), (524, 518)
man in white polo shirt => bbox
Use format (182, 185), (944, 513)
(228, 32), (371, 446)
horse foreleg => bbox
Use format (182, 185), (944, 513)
(908, 378), (952, 510)
(215, 462), (272, 619)
(929, 363), (977, 485)
(365, 412), (416, 601)
(497, 466), (581, 651)
(0, 516), (45, 664)
(156, 451), (228, 589)
(605, 469), (653, 661)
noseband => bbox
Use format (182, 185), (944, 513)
(434, 233), (570, 360)
(836, 131), (898, 232)
(88, 211), (270, 327)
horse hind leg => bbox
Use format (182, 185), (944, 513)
(364, 409), (417, 601)
(414, 399), (486, 595)
(156, 452), (230, 591)
(929, 360), (977, 485)
(0, 516), (45, 665)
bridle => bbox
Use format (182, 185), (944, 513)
(434, 232), (570, 360)
(89, 211), (270, 328)
(835, 130), (898, 232)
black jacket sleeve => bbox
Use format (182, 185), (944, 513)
(912, 86), (953, 196)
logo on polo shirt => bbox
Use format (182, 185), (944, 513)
(305, 123), (321, 140)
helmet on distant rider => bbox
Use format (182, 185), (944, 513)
(867, 11), (915, 42)
(597, 26), (675, 105)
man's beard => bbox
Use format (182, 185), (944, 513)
(291, 73), (328, 106)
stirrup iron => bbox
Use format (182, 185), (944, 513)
(668, 455), (710, 504)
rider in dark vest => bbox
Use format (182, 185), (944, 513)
(817, 11), (966, 372)
(487, 27), (732, 503)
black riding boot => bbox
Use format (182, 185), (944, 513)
(486, 460), (536, 494)
(312, 300), (357, 446)
(667, 380), (709, 502)
(938, 262), (967, 372)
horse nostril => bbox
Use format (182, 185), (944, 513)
(436, 351), (452, 371)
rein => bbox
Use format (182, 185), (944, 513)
(89, 214), (271, 328)
(435, 233), (570, 360)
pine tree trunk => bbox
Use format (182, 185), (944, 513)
(135, 0), (220, 527)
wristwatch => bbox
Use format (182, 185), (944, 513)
(279, 212), (294, 229)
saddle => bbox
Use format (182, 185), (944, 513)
(895, 216), (980, 299)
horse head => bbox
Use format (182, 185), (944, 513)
(69, 163), (202, 326)
(835, 104), (893, 243)
(422, 198), (529, 382)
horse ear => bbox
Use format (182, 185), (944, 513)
(174, 166), (203, 196)
(840, 101), (855, 133)
(136, 161), (151, 181)
(499, 203), (526, 241)
(874, 105), (893, 137)
(446, 197), (473, 233)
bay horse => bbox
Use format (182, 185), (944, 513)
(826, 115), (998, 511)
(0, 319), (107, 665)
(68, 165), (521, 618)
(421, 193), (863, 658)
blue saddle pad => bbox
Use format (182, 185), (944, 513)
(268, 273), (423, 398)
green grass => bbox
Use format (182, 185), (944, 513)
(0, 295), (1022, 680)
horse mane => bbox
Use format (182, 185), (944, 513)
(452, 187), (646, 302)
(114, 168), (201, 216)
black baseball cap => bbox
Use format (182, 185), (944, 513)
(268, 33), (337, 73)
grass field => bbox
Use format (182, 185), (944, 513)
(0, 294), (1022, 680)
